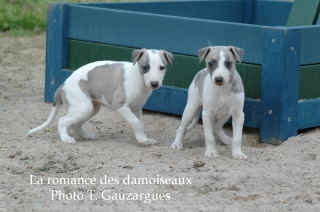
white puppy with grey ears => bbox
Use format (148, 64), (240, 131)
(171, 46), (247, 160)
(28, 49), (173, 145)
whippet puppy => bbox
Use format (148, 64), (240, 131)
(28, 49), (173, 144)
(171, 46), (247, 160)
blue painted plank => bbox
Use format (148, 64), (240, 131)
(67, 4), (266, 64)
(45, 3), (69, 102)
(83, 0), (244, 23)
(80, 0), (294, 26)
(298, 98), (320, 129)
(260, 28), (300, 143)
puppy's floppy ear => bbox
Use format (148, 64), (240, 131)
(229, 46), (244, 62)
(132, 48), (146, 65)
(160, 50), (174, 66)
(198, 46), (212, 62)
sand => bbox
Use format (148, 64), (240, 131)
(0, 34), (319, 212)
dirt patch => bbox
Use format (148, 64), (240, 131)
(0, 34), (320, 211)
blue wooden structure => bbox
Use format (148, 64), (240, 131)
(44, 0), (320, 144)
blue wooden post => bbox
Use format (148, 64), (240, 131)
(45, 3), (69, 102)
(260, 28), (300, 143)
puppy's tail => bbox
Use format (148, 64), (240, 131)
(27, 86), (63, 136)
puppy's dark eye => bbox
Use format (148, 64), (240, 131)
(208, 60), (217, 68)
(142, 65), (150, 73)
(225, 61), (232, 69)
(159, 65), (165, 71)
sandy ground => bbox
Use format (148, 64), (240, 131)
(0, 34), (320, 212)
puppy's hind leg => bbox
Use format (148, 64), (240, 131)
(58, 101), (94, 143)
(72, 102), (101, 140)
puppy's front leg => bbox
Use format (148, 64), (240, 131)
(231, 110), (247, 160)
(117, 106), (157, 145)
(202, 111), (219, 157)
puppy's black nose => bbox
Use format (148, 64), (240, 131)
(150, 81), (159, 89)
(215, 76), (224, 85)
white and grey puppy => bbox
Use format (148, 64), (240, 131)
(28, 49), (173, 144)
(171, 46), (247, 160)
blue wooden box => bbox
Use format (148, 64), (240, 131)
(44, 0), (320, 144)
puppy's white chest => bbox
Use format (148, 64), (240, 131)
(212, 95), (232, 114)
(204, 82), (230, 106)
(203, 82), (236, 117)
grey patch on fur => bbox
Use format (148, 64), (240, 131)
(137, 51), (150, 75)
(206, 60), (217, 76)
(223, 54), (233, 71)
(201, 47), (223, 74)
(79, 63), (126, 109)
(193, 69), (208, 97)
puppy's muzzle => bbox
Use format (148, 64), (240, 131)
(150, 81), (160, 89)
(214, 76), (224, 86)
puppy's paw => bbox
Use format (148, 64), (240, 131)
(232, 151), (247, 160)
(61, 136), (76, 144)
(170, 142), (182, 150)
(205, 149), (219, 158)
